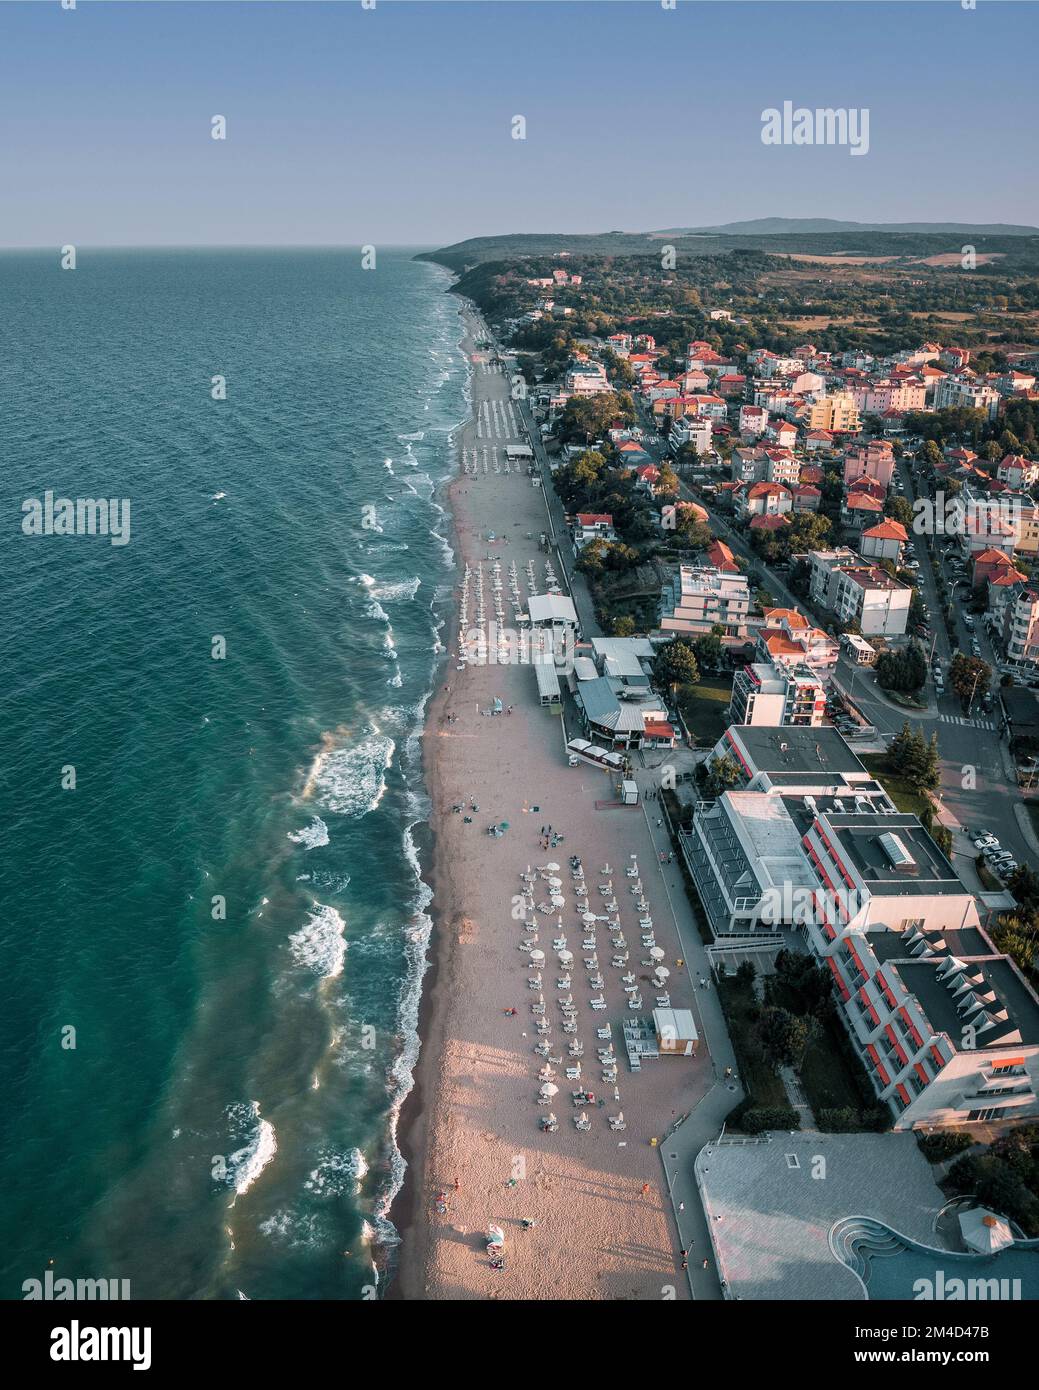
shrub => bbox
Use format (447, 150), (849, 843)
(917, 1130), (974, 1164)
(741, 1106), (800, 1134)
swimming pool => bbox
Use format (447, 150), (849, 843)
(831, 1216), (1039, 1301)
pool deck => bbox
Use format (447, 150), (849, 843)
(696, 1132), (949, 1301)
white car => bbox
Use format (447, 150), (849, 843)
(974, 836), (999, 850)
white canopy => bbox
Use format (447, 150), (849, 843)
(959, 1207), (1014, 1253)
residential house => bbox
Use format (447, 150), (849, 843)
(572, 512), (617, 550)
(737, 481), (793, 522)
(790, 483), (822, 513)
(843, 440), (896, 491)
(757, 607), (839, 676)
(859, 519), (908, 566)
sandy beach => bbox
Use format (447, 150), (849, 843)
(392, 301), (708, 1300)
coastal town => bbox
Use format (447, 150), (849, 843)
(398, 241), (1039, 1304)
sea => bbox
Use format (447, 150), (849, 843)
(0, 247), (466, 1299)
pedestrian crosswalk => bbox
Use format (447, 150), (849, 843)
(939, 714), (995, 732)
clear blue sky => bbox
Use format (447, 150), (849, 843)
(0, 0), (1035, 247)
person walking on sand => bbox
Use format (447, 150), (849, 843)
(641, 1183), (650, 1196)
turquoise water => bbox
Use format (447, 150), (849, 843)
(0, 248), (464, 1298)
(856, 1226), (1039, 1302)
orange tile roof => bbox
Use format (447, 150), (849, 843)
(863, 519), (908, 541)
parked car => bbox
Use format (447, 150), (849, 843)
(974, 835), (999, 849)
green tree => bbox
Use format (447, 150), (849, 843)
(692, 630), (725, 673)
(885, 495), (914, 528)
(653, 637), (700, 690)
(703, 753), (742, 796)
(758, 1006), (809, 1069)
(949, 652), (991, 711)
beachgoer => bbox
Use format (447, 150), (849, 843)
(454, 1179), (460, 1191)
(681, 1260), (688, 1271)
(678, 1201), (685, 1212)
(702, 1258), (709, 1269)
(641, 1183), (650, 1196)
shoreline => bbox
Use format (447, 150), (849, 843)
(389, 292), (707, 1300)
(386, 290), (475, 1298)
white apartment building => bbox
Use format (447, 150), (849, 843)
(932, 375), (1000, 421)
(728, 662), (826, 728)
(658, 565), (752, 641)
(808, 550), (911, 637)
(668, 415), (713, 456)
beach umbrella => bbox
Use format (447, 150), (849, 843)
(550, 894), (565, 907)
(547, 877), (563, 889)
(539, 1083), (558, 1097)
(545, 862), (560, 872)
(530, 950), (545, 962)
(558, 950), (573, 964)
(582, 912), (597, 923)
(650, 947), (665, 961)
(653, 966), (671, 980)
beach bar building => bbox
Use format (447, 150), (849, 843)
(654, 1008), (699, 1057)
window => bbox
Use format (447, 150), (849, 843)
(785, 1154), (800, 1169)
(968, 1107), (1000, 1122)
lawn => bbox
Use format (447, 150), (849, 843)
(677, 676), (733, 747)
(716, 976), (790, 1117)
(800, 1021), (872, 1116)
(859, 753), (931, 818)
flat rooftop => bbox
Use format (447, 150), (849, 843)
(870, 923), (992, 964)
(696, 1133), (946, 1301)
(731, 724), (866, 777)
(898, 957), (1039, 1052)
(822, 812), (968, 897)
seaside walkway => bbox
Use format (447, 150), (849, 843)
(636, 783), (747, 1299)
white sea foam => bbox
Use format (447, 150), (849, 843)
(387, 670), (403, 688)
(369, 577), (421, 602)
(289, 903), (347, 979)
(312, 733), (395, 817)
(212, 491), (227, 500)
(398, 430), (425, 442)
(304, 1146), (368, 1198)
(258, 1208), (324, 1249)
(224, 1101), (278, 1196)
(287, 816), (330, 850)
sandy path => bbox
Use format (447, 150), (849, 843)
(392, 305), (707, 1300)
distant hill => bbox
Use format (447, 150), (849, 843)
(654, 218), (1039, 237)
(418, 224), (1039, 275)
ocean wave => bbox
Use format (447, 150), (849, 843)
(307, 732), (395, 817)
(304, 1146), (368, 1199)
(287, 816), (330, 850)
(258, 1208), (325, 1249)
(360, 575), (421, 602)
(223, 1101), (278, 1196)
(398, 430), (425, 442)
(289, 902), (347, 979)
